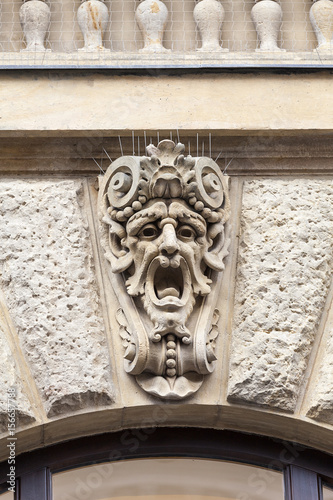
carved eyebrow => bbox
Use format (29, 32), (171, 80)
(177, 215), (206, 236)
(126, 203), (168, 236)
(126, 214), (159, 236)
(169, 203), (206, 236)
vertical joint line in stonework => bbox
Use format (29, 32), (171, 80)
(0, 289), (47, 423)
(83, 178), (121, 398)
(295, 273), (333, 417)
(218, 177), (245, 406)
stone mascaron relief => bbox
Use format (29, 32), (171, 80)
(98, 140), (230, 399)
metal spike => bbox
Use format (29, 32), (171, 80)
(103, 148), (112, 163)
(118, 136), (123, 157)
(215, 150), (222, 162)
(223, 157), (234, 175)
(92, 157), (105, 174)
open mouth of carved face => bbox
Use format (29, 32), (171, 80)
(154, 266), (183, 300)
(147, 256), (191, 308)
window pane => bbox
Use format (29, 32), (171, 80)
(323, 485), (333, 500)
(52, 458), (284, 500)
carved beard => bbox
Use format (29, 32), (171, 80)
(141, 254), (197, 344)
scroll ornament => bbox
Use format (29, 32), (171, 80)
(98, 140), (230, 399)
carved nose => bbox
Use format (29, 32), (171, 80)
(160, 223), (180, 255)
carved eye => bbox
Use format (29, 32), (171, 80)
(138, 224), (159, 240)
(177, 225), (196, 241)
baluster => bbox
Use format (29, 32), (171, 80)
(193, 0), (228, 51)
(310, 0), (333, 51)
(77, 0), (109, 51)
(135, 0), (170, 52)
(19, 0), (51, 51)
(251, 0), (285, 52)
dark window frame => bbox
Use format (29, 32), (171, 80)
(0, 428), (332, 500)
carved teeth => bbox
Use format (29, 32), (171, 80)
(156, 286), (180, 299)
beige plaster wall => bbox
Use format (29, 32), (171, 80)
(0, 72), (332, 136)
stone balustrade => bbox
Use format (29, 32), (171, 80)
(0, 0), (332, 56)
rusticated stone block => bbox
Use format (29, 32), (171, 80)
(228, 179), (333, 412)
(0, 323), (35, 433)
(0, 180), (114, 417)
(306, 325), (333, 425)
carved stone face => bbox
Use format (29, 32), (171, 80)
(122, 199), (214, 343)
(99, 141), (231, 399)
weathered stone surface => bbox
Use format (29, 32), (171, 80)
(77, 0), (109, 52)
(310, 0), (333, 52)
(0, 180), (113, 417)
(306, 324), (333, 425)
(1, 74), (333, 133)
(19, 0), (50, 52)
(228, 179), (333, 412)
(193, 0), (226, 52)
(135, 0), (169, 53)
(251, 0), (284, 52)
(0, 317), (35, 433)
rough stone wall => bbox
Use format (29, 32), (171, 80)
(306, 324), (333, 425)
(228, 179), (333, 413)
(0, 310), (36, 432)
(0, 180), (114, 420)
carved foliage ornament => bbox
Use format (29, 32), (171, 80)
(98, 140), (230, 399)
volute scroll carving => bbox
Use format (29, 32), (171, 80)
(98, 140), (231, 400)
